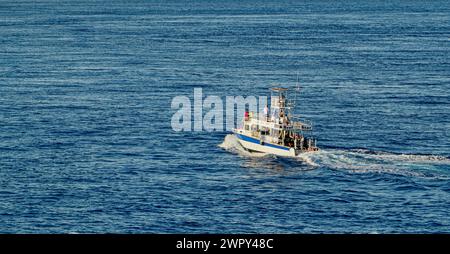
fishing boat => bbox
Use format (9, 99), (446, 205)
(232, 86), (319, 157)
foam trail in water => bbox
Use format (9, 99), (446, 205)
(348, 149), (450, 163)
(299, 148), (450, 178)
(295, 152), (320, 167)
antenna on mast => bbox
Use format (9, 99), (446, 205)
(294, 72), (300, 107)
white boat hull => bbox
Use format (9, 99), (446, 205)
(234, 133), (297, 157)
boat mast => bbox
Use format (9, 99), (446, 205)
(294, 72), (299, 106)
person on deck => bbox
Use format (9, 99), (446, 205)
(263, 105), (269, 121)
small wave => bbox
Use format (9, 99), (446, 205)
(218, 134), (240, 150)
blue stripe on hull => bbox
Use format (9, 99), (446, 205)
(236, 134), (290, 151)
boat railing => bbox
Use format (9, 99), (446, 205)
(246, 112), (312, 131)
(290, 116), (313, 131)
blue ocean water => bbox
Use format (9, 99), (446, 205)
(1, 0), (450, 233)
